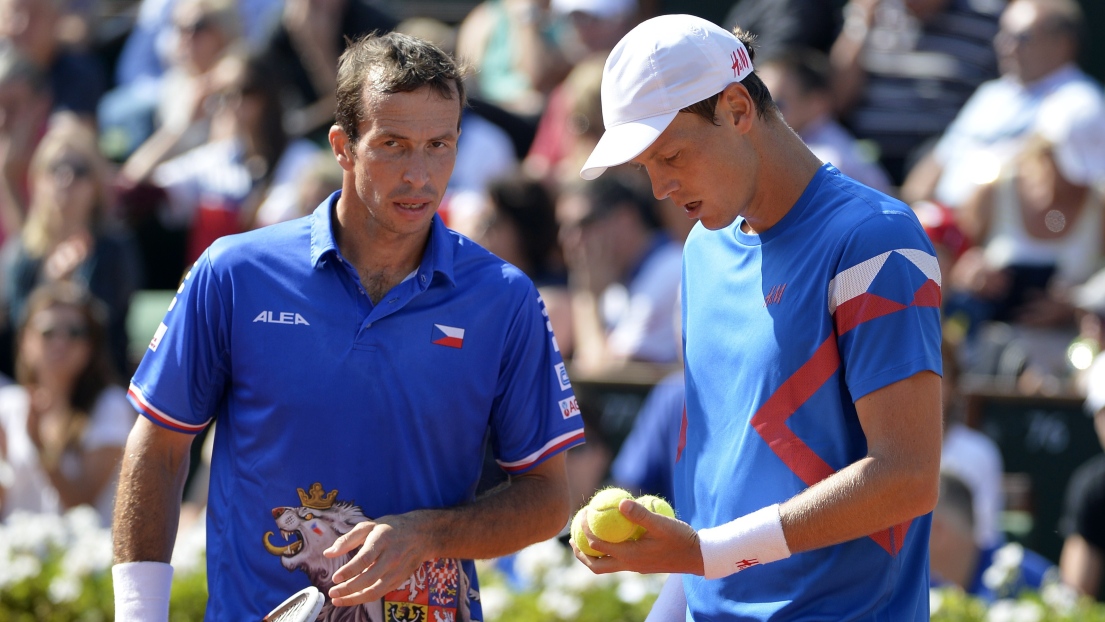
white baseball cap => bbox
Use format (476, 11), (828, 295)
(580, 14), (754, 180)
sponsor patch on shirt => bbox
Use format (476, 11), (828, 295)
(149, 322), (168, 352)
(555, 362), (571, 390)
(558, 395), (580, 419)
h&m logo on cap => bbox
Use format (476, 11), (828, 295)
(731, 47), (751, 77)
(432, 324), (465, 349)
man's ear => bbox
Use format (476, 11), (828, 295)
(329, 125), (355, 172)
(718, 82), (756, 135)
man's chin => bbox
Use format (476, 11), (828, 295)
(699, 214), (738, 231)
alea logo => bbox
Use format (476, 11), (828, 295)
(253, 311), (310, 325)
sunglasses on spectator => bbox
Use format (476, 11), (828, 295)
(37, 323), (90, 341)
(176, 16), (214, 36)
(998, 28), (1044, 47)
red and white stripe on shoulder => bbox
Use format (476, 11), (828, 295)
(827, 249), (941, 335)
(827, 249), (940, 314)
(127, 384), (210, 434)
(496, 429), (585, 474)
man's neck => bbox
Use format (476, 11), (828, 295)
(740, 122), (823, 235)
(333, 198), (431, 302)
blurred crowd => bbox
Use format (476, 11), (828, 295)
(0, 0), (1103, 608)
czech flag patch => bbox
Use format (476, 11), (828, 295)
(432, 324), (465, 349)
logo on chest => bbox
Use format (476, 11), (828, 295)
(432, 324), (465, 349)
(253, 311), (310, 325)
(764, 283), (787, 307)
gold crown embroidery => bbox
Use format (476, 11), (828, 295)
(297, 483), (338, 510)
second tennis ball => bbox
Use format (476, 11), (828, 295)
(629, 494), (675, 540)
(587, 487), (637, 543)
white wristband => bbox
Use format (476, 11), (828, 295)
(113, 561), (174, 622)
(698, 504), (791, 580)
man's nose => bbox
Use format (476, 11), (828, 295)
(651, 174), (678, 201)
(402, 152), (431, 187)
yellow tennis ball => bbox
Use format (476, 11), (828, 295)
(629, 495), (675, 540)
(587, 487), (636, 543)
(571, 508), (603, 557)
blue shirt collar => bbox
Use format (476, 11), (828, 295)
(309, 190), (457, 288)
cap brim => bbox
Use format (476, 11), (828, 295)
(579, 111), (678, 180)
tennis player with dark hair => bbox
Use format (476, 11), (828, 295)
(112, 32), (583, 621)
(573, 15), (943, 621)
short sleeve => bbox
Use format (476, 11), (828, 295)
(490, 286), (585, 475)
(829, 211), (943, 400)
(127, 250), (230, 433)
(83, 386), (138, 451)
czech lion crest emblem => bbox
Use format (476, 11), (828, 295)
(263, 483), (477, 622)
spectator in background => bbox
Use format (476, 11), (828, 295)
(723, 0), (841, 61)
(0, 282), (135, 526)
(757, 47), (892, 194)
(831, 0), (1002, 185)
(112, 0), (282, 89)
(123, 55), (312, 265)
(1060, 283), (1105, 600)
(466, 175), (567, 289)
(930, 472), (1057, 602)
(116, 0), (245, 169)
(0, 113), (140, 376)
(454, 175), (573, 353)
(524, 0), (637, 186)
(940, 338), (1005, 549)
(557, 173), (682, 371)
(258, 0), (397, 138)
(903, 0), (1101, 209)
(947, 93), (1105, 384)
(251, 148), (341, 229)
(456, 0), (568, 117)
(101, 0), (278, 160)
(0, 0), (105, 119)
(525, 56), (605, 185)
(0, 45), (51, 239)
(552, 0), (638, 64)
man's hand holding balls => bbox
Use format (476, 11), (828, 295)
(570, 488), (703, 576)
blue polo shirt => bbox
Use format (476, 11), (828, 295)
(128, 192), (585, 620)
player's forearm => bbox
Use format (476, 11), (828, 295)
(779, 451), (939, 554)
(417, 457), (571, 560)
(112, 423), (192, 563)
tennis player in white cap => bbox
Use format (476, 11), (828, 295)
(572, 14), (945, 621)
